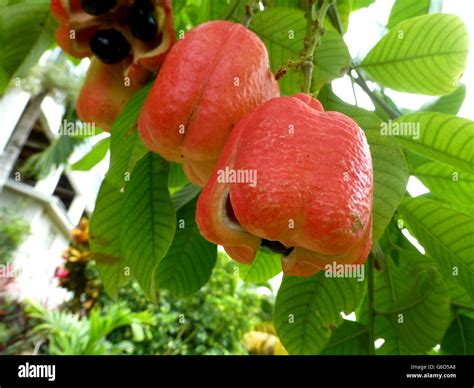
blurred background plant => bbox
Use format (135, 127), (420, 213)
(25, 302), (155, 355)
(102, 256), (274, 355)
(0, 207), (30, 264)
(54, 217), (101, 315)
(0, 219), (276, 355)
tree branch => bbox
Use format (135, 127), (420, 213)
(353, 69), (400, 119)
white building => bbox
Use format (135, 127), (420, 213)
(0, 87), (104, 306)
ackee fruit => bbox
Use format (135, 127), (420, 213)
(139, 20), (280, 186)
(196, 94), (373, 277)
(50, 0), (175, 130)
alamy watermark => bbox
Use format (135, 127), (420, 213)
(59, 119), (96, 137)
(380, 119), (420, 140)
(324, 262), (365, 282)
(217, 166), (257, 187)
(0, 263), (20, 278)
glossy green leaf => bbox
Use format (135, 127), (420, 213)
(168, 162), (189, 189)
(237, 250), (282, 284)
(89, 181), (128, 298)
(420, 84), (466, 115)
(274, 273), (364, 354)
(387, 0), (430, 29)
(171, 184), (201, 212)
(361, 14), (468, 95)
(394, 112), (474, 174)
(0, 0), (54, 93)
(155, 198), (217, 297)
(413, 162), (474, 214)
(251, 8), (305, 95)
(106, 84), (151, 189)
(121, 153), (176, 300)
(441, 315), (474, 355)
(313, 31), (351, 92)
(398, 196), (474, 295)
(71, 138), (110, 171)
(374, 254), (451, 353)
(320, 321), (370, 355)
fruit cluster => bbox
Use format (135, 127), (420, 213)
(138, 19), (373, 276)
(52, 2), (373, 277)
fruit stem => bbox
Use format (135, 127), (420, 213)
(302, 0), (333, 94)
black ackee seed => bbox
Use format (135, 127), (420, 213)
(129, 0), (159, 41)
(81, 0), (116, 15)
(90, 29), (131, 64)
(261, 239), (294, 256)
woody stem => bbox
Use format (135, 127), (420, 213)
(302, 0), (333, 94)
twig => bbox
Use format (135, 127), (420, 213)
(302, 0), (333, 94)
(353, 69), (400, 119)
(243, 1), (258, 28)
(275, 0), (333, 92)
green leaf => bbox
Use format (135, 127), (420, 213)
(448, 283), (474, 310)
(89, 180), (128, 298)
(352, 0), (375, 10)
(398, 196), (474, 296)
(413, 161), (474, 214)
(387, 0), (430, 29)
(195, 0), (244, 24)
(441, 314), (474, 355)
(420, 84), (466, 115)
(318, 88), (409, 243)
(155, 198), (217, 297)
(394, 112), (474, 174)
(168, 162), (189, 189)
(361, 14), (468, 95)
(374, 254), (451, 353)
(251, 8), (305, 95)
(320, 321), (370, 355)
(106, 84), (151, 189)
(274, 273), (364, 354)
(71, 137), (110, 171)
(171, 184), (201, 212)
(263, 0), (300, 8)
(21, 134), (86, 179)
(313, 31), (351, 92)
(237, 250), (282, 283)
(121, 153), (176, 300)
(375, 315), (411, 354)
(0, 0), (55, 93)
(333, 0), (351, 33)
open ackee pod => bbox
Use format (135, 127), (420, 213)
(51, 0), (175, 75)
(51, 0), (175, 131)
(196, 94), (373, 277)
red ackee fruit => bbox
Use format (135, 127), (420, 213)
(196, 94), (373, 277)
(139, 20), (280, 186)
(50, 0), (175, 130)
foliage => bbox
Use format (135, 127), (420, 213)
(1, 0), (473, 355)
(0, 208), (30, 263)
(25, 302), (155, 355)
(103, 255), (273, 355)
